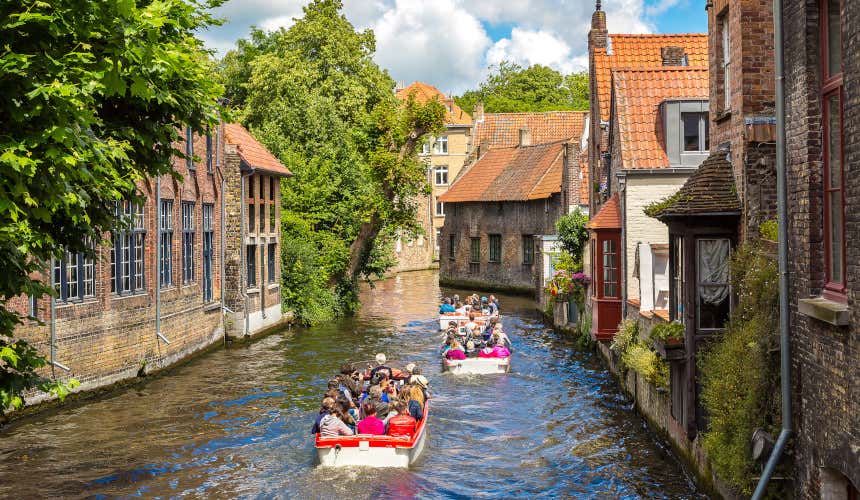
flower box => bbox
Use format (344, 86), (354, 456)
(653, 336), (685, 361)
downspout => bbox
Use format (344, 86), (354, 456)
(751, 0), (790, 496)
(218, 122), (228, 340)
(619, 173), (627, 319)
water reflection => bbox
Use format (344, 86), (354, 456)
(0, 270), (701, 499)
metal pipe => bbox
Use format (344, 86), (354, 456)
(49, 256), (56, 378)
(752, 0), (790, 496)
(155, 176), (166, 344)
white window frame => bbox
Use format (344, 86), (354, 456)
(434, 165), (449, 186)
(434, 135), (449, 154)
(435, 199), (445, 216)
(721, 15), (731, 111)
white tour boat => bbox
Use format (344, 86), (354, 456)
(442, 355), (511, 375)
(315, 402), (429, 467)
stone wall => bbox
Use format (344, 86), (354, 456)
(439, 196), (562, 294)
(783, 0), (860, 496)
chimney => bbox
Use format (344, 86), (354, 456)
(589, 1), (608, 50)
(474, 102), (484, 122)
(395, 80), (406, 92)
(443, 97), (454, 113)
(562, 141), (583, 212)
(661, 46), (687, 66)
(478, 139), (490, 158)
(518, 127), (532, 147)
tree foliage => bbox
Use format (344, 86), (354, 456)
(556, 208), (590, 262)
(0, 0), (224, 412)
(455, 62), (589, 114)
(220, 0), (444, 324)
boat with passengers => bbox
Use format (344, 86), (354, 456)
(438, 294), (500, 331)
(440, 317), (512, 375)
(314, 354), (430, 467)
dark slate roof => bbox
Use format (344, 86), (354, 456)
(653, 152), (741, 218)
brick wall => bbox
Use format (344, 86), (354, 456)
(12, 128), (228, 402)
(784, 0), (860, 496)
(439, 196), (562, 293)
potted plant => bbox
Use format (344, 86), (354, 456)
(650, 321), (686, 360)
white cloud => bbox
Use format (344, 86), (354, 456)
(487, 28), (585, 74)
(199, 0), (666, 93)
(368, 0), (492, 94)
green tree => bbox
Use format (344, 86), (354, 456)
(455, 62), (589, 113)
(0, 0), (224, 413)
(223, 0), (444, 323)
(556, 208), (590, 263)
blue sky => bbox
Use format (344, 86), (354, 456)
(201, 0), (709, 95)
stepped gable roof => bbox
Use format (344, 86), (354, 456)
(652, 152), (741, 218)
(224, 123), (292, 177)
(473, 111), (587, 148)
(612, 67), (709, 169)
(395, 82), (472, 126)
(594, 34), (708, 121)
(587, 193), (621, 230)
(439, 140), (567, 203)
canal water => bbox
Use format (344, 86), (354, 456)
(0, 270), (702, 498)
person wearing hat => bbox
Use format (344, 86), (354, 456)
(408, 375), (430, 403)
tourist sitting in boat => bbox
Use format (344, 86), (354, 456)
(483, 317), (498, 341)
(335, 395), (357, 433)
(445, 340), (466, 360)
(493, 324), (512, 349)
(478, 336), (511, 358)
(441, 336), (454, 356)
(335, 364), (361, 400)
(409, 374), (430, 404)
(439, 298), (455, 314)
(490, 295), (500, 313)
(369, 352), (392, 380)
(356, 403), (385, 435)
(317, 397), (354, 437)
(360, 385), (390, 419)
(455, 301), (467, 314)
(386, 401), (417, 438)
(399, 383), (425, 421)
(464, 312), (479, 334)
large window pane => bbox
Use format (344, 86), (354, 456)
(697, 239), (730, 329)
(827, 0), (842, 77)
(682, 113), (702, 151)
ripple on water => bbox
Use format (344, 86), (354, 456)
(0, 271), (702, 499)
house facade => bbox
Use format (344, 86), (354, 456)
(607, 66), (710, 326)
(783, 0), (859, 496)
(587, 4), (708, 216)
(9, 123), (291, 405)
(439, 135), (581, 294)
(395, 82), (472, 267)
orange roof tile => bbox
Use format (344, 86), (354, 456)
(579, 152), (590, 205)
(473, 111), (587, 148)
(439, 141), (567, 203)
(224, 124), (292, 177)
(587, 193), (621, 229)
(613, 67), (709, 169)
(594, 34), (708, 122)
(395, 82), (472, 126)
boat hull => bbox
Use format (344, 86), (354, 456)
(315, 403), (429, 467)
(442, 356), (510, 375)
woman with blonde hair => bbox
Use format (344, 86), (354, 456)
(399, 384), (425, 420)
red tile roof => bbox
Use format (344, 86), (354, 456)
(439, 141), (567, 203)
(224, 124), (292, 177)
(473, 111), (587, 148)
(594, 34), (708, 121)
(579, 152), (590, 206)
(395, 82), (472, 126)
(613, 67), (709, 169)
(587, 193), (621, 229)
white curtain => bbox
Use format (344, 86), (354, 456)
(698, 239), (730, 305)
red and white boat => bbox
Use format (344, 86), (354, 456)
(442, 356), (511, 375)
(315, 402), (429, 467)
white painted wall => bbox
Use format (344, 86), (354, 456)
(624, 174), (690, 302)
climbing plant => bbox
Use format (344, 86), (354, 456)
(699, 243), (781, 495)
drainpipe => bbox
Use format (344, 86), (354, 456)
(618, 173), (627, 319)
(752, 0), (790, 497)
(239, 169), (254, 337)
(155, 176), (170, 345)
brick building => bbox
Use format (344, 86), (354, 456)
(10, 123), (291, 406)
(606, 66), (709, 326)
(587, 2), (708, 215)
(394, 82), (473, 268)
(438, 133), (581, 294)
(783, 0), (859, 496)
